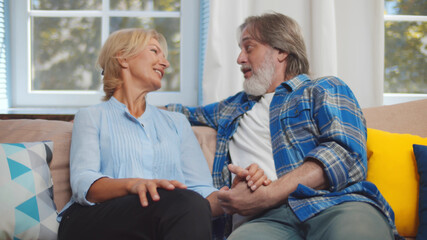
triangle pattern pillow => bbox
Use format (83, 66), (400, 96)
(0, 141), (58, 240)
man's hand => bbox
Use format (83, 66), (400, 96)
(218, 160), (328, 216)
(229, 164), (272, 191)
(217, 181), (272, 216)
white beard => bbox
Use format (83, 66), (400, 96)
(243, 54), (275, 96)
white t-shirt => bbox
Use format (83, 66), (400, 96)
(229, 92), (277, 181)
(229, 92), (277, 228)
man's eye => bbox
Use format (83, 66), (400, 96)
(151, 49), (158, 54)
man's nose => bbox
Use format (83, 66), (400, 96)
(237, 51), (247, 65)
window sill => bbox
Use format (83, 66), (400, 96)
(383, 93), (427, 105)
(0, 108), (78, 121)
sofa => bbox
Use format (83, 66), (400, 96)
(1, 99), (426, 239)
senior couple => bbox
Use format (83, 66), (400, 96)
(57, 12), (400, 240)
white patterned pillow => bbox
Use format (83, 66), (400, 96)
(0, 141), (58, 240)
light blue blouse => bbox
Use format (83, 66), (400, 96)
(58, 97), (216, 220)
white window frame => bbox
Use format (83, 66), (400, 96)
(10, 0), (199, 108)
(383, 14), (427, 105)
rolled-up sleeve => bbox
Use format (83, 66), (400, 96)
(70, 109), (110, 206)
(305, 80), (367, 192)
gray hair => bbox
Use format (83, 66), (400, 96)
(239, 12), (309, 78)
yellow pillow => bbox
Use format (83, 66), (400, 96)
(366, 128), (427, 237)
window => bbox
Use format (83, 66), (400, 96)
(384, 0), (427, 105)
(10, 0), (199, 108)
(0, 0), (8, 109)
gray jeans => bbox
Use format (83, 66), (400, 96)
(228, 202), (394, 240)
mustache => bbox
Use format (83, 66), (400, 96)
(240, 64), (252, 72)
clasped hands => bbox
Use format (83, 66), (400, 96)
(127, 163), (272, 216)
(217, 164), (273, 216)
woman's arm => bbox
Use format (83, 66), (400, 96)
(176, 114), (223, 215)
(69, 108), (108, 206)
(71, 108), (187, 207)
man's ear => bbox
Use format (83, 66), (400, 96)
(277, 50), (288, 63)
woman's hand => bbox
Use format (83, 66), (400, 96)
(127, 179), (187, 207)
(229, 164), (272, 191)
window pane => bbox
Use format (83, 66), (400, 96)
(110, 17), (180, 91)
(32, 17), (102, 91)
(31, 0), (101, 10)
(384, 21), (427, 93)
(385, 0), (427, 16)
(110, 0), (180, 12)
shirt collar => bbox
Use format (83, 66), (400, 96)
(278, 74), (311, 93)
(108, 96), (151, 123)
(244, 93), (262, 102)
(108, 96), (127, 110)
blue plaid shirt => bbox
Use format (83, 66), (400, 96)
(167, 74), (401, 239)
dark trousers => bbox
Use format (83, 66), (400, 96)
(58, 188), (212, 240)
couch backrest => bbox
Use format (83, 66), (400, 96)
(0, 119), (218, 212)
(363, 99), (427, 137)
(1, 98), (425, 212)
(0, 119), (73, 212)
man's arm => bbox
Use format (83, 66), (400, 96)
(217, 159), (327, 216)
(165, 102), (220, 130)
(305, 77), (367, 192)
(166, 92), (248, 130)
(218, 77), (367, 216)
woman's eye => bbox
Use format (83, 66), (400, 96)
(151, 49), (158, 54)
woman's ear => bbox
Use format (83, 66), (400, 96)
(116, 52), (129, 69)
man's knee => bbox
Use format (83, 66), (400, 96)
(307, 202), (394, 240)
(228, 205), (303, 240)
(228, 222), (300, 240)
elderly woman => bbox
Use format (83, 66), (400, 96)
(57, 28), (268, 240)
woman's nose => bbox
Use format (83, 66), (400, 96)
(161, 57), (170, 69)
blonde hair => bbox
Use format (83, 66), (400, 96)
(97, 28), (168, 101)
(239, 12), (309, 78)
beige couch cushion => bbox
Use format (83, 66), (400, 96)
(0, 119), (72, 212)
(192, 126), (217, 173)
(363, 99), (427, 137)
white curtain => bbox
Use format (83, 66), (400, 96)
(202, 0), (384, 108)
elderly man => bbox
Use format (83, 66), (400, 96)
(167, 12), (400, 240)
